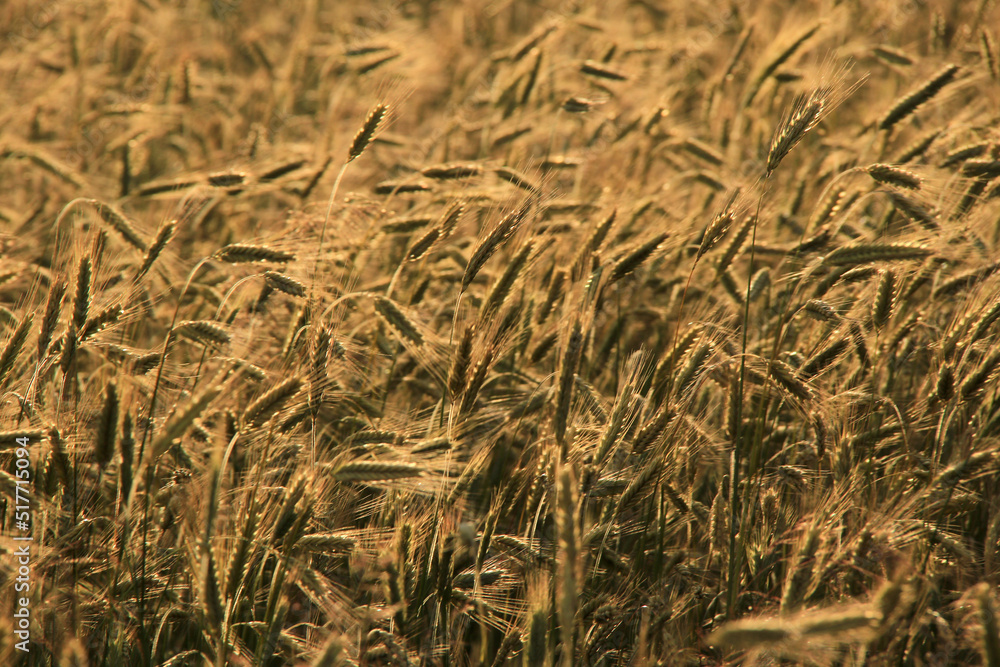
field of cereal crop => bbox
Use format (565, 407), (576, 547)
(2, 1), (1000, 665)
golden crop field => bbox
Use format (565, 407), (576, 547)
(2, 0), (1000, 665)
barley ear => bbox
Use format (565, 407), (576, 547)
(0, 313), (34, 388)
(348, 103), (388, 162)
(554, 322), (584, 452)
(95, 381), (119, 468)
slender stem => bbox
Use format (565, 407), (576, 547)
(726, 175), (768, 618)
(312, 161), (349, 297)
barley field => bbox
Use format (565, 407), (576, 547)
(2, 0), (1000, 665)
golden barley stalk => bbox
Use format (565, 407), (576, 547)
(822, 243), (932, 266)
(580, 59), (628, 80)
(215, 243), (294, 264)
(242, 376), (303, 428)
(373, 296), (424, 347)
(149, 384), (222, 462)
(264, 271), (306, 297)
(683, 137), (724, 166)
(88, 198), (147, 251)
(459, 346), (495, 414)
(37, 279), (66, 358)
(332, 461), (425, 482)
(174, 320), (231, 347)
(743, 22), (822, 107)
(0, 313), (33, 388)
(80, 304), (123, 342)
(768, 97), (824, 174)
(482, 240), (534, 315)
(866, 163), (922, 189)
(872, 269), (896, 330)
(73, 256), (91, 334)
(448, 324), (475, 399)
(879, 63), (960, 131)
(896, 129), (943, 163)
(94, 381), (118, 468)
(462, 199), (531, 292)
(610, 232), (668, 283)
(554, 322), (584, 449)
(136, 220), (176, 279)
(348, 104), (388, 162)
(119, 412), (134, 506)
(769, 358), (813, 401)
(781, 526), (819, 613)
(799, 337), (849, 379)
(494, 166), (541, 193)
(556, 464), (579, 667)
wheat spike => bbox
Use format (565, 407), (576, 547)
(174, 320), (231, 347)
(554, 322), (584, 450)
(332, 461), (425, 481)
(37, 279), (66, 358)
(0, 313), (33, 388)
(768, 96), (824, 174)
(822, 243), (931, 266)
(149, 383), (222, 462)
(216, 243), (294, 264)
(79, 304), (123, 342)
(494, 166), (541, 193)
(89, 199), (146, 251)
(462, 199), (531, 292)
(136, 220), (176, 279)
(743, 22), (822, 107)
(871, 269), (896, 330)
(264, 271), (306, 297)
(610, 232), (668, 283)
(580, 59), (628, 80)
(449, 324), (475, 399)
(482, 240), (534, 316)
(94, 381), (119, 468)
(879, 64), (960, 131)
(799, 336), (849, 379)
(348, 104), (388, 162)
(73, 256), (91, 334)
(242, 377), (302, 428)
(373, 296), (424, 347)
(781, 526), (819, 613)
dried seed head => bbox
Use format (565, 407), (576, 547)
(264, 271), (306, 297)
(462, 199), (531, 292)
(866, 163), (922, 189)
(174, 320), (231, 347)
(215, 243), (294, 264)
(373, 296), (424, 347)
(333, 461), (425, 482)
(822, 243), (932, 266)
(348, 104), (388, 162)
(494, 166), (541, 193)
(879, 64), (960, 131)
(136, 220), (176, 280)
(73, 256), (92, 334)
(242, 377), (302, 428)
(38, 279), (67, 358)
(579, 59), (628, 80)
(449, 324), (475, 399)
(768, 97), (824, 174)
